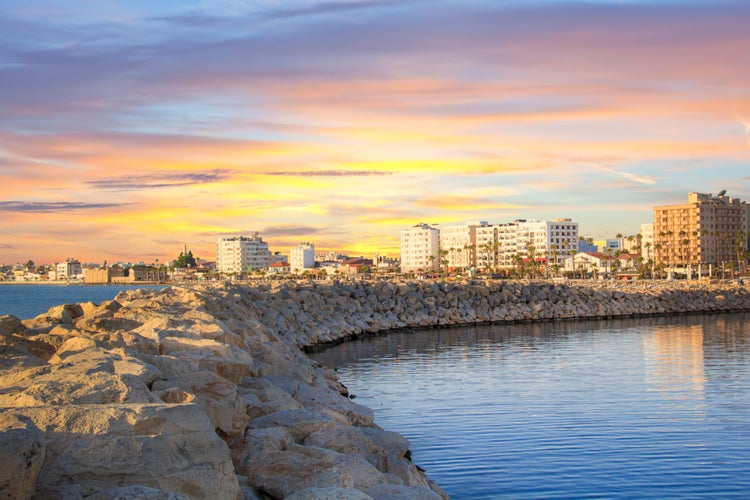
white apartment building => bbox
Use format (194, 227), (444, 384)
(290, 242), (315, 272)
(640, 223), (654, 262)
(440, 221), (488, 270)
(400, 223), (440, 273)
(56, 258), (82, 279)
(216, 233), (270, 274)
(514, 219), (579, 268)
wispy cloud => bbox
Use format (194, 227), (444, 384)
(85, 169), (234, 190)
(0, 201), (128, 212)
(599, 167), (657, 186)
(261, 225), (324, 237)
(264, 170), (394, 177)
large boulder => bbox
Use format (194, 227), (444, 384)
(0, 346), (160, 407)
(0, 413), (45, 499)
(151, 370), (249, 439)
(246, 443), (389, 498)
(0, 315), (24, 337)
(13, 403), (240, 499)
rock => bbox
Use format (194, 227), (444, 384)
(246, 443), (388, 498)
(0, 413), (45, 499)
(50, 484), (190, 499)
(13, 404), (241, 499)
(159, 336), (260, 383)
(151, 370), (249, 439)
(285, 486), (373, 499)
(0, 347), (159, 407)
(0, 315), (24, 337)
(248, 409), (338, 442)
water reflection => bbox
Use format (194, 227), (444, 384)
(644, 324), (706, 400)
(311, 313), (750, 499)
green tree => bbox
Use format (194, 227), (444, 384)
(175, 250), (196, 268)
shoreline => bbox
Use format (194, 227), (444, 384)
(0, 280), (168, 286)
(1, 279), (749, 498)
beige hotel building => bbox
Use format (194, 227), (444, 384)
(654, 192), (750, 269)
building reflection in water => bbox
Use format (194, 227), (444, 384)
(643, 323), (706, 402)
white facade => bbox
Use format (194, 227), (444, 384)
(400, 223), (440, 273)
(56, 258), (82, 279)
(515, 219), (579, 268)
(440, 221), (487, 270)
(290, 242), (315, 272)
(640, 223), (654, 262)
(216, 233), (270, 274)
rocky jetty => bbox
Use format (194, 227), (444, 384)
(1, 279), (749, 499)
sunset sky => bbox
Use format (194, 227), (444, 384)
(1, 0), (749, 265)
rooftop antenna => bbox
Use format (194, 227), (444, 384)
(718, 189), (727, 197)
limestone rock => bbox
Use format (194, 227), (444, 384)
(246, 443), (388, 498)
(14, 403), (240, 499)
(0, 315), (24, 337)
(0, 347), (159, 407)
(248, 409), (338, 442)
(0, 413), (45, 499)
(285, 486), (373, 500)
(151, 370), (249, 438)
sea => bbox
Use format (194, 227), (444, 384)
(0, 283), (168, 319)
(311, 313), (750, 499)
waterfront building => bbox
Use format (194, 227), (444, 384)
(603, 239), (622, 252)
(290, 242), (315, 273)
(515, 219), (579, 271)
(267, 261), (290, 275)
(440, 221), (488, 271)
(216, 233), (271, 275)
(400, 223), (440, 273)
(340, 258), (373, 275)
(55, 258), (82, 280)
(578, 237), (598, 253)
(475, 224), (500, 271)
(640, 223), (654, 262)
(654, 191), (750, 270)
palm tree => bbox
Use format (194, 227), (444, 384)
(550, 243), (559, 277)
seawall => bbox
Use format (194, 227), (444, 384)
(1, 279), (749, 498)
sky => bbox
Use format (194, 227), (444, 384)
(1, 0), (749, 265)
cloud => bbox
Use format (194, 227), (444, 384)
(261, 0), (413, 20)
(261, 225), (324, 237)
(85, 169), (234, 190)
(264, 170), (394, 177)
(0, 201), (128, 212)
(599, 167), (657, 186)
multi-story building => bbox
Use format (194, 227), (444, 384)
(654, 191), (750, 269)
(400, 223), (440, 273)
(56, 258), (82, 279)
(216, 233), (270, 274)
(290, 242), (315, 272)
(515, 219), (579, 269)
(640, 223), (654, 262)
(440, 221), (488, 271)
(464, 218), (579, 271)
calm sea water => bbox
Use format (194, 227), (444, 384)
(311, 314), (750, 499)
(0, 284), (168, 319)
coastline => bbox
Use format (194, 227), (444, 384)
(1, 279), (749, 498)
(0, 280), (168, 286)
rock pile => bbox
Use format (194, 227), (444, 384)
(1, 279), (749, 498)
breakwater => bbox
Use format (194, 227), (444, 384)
(1, 279), (749, 499)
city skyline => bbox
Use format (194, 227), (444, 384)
(2, 0), (749, 264)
